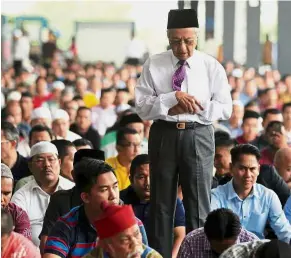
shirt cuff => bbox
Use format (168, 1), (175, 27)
(161, 91), (178, 110)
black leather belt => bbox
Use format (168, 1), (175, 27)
(156, 120), (198, 130)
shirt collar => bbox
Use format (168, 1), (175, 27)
(31, 175), (68, 192)
(170, 50), (196, 69)
(227, 180), (259, 200)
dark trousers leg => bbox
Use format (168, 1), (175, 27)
(13, 60), (22, 76)
(179, 124), (214, 232)
(148, 123), (178, 258)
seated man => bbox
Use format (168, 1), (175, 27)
(1, 208), (41, 258)
(83, 203), (162, 258)
(260, 121), (288, 165)
(106, 128), (141, 190)
(235, 110), (260, 144)
(120, 154), (185, 258)
(51, 139), (77, 182)
(220, 239), (291, 258)
(72, 138), (93, 150)
(211, 144), (291, 243)
(43, 157), (148, 258)
(11, 141), (74, 246)
(1, 163), (32, 239)
(39, 149), (105, 254)
(274, 147), (291, 189)
(177, 208), (258, 258)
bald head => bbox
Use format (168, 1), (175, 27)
(274, 147), (291, 188)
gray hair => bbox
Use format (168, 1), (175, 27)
(167, 27), (199, 40)
(1, 121), (19, 146)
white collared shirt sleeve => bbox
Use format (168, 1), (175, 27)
(11, 188), (28, 212)
(196, 60), (232, 122)
(135, 59), (178, 121)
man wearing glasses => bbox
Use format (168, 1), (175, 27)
(135, 9), (232, 257)
(106, 127), (141, 191)
(11, 141), (74, 246)
(1, 121), (30, 183)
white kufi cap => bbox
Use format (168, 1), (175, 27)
(31, 107), (52, 120)
(52, 81), (65, 91)
(52, 109), (69, 122)
(30, 141), (58, 158)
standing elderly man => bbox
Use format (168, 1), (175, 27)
(11, 141), (74, 246)
(135, 9), (232, 256)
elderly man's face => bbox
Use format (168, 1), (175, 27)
(1, 177), (13, 208)
(29, 153), (60, 184)
(104, 224), (143, 258)
(31, 118), (52, 128)
(168, 28), (197, 61)
(52, 118), (69, 138)
(1, 131), (16, 161)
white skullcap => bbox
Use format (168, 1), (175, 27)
(232, 68), (243, 78)
(30, 141), (58, 158)
(52, 81), (65, 91)
(52, 109), (69, 122)
(31, 107), (52, 120)
(7, 91), (21, 102)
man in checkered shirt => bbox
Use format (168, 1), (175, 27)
(177, 208), (258, 258)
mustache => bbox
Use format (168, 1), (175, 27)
(127, 246), (143, 258)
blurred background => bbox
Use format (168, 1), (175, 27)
(2, 0), (290, 74)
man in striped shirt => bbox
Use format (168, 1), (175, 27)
(43, 157), (147, 258)
(177, 208), (258, 258)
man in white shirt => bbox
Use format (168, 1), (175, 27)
(11, 141), (74, 246)
(52, 109), (81, 142)
(91, 88), (117, 137)
(135, 9), (232, 257)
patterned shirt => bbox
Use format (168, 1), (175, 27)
(5, 202), (32, 240)
(82, 244), (162, 258)
(219, 240), (269, 258)
(44, 205), (148, 258)
(177, 227), (259, 258)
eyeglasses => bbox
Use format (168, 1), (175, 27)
(169, 38), (196, 46)
(32, 157), (58, 165)
(1, 140), (10, 144)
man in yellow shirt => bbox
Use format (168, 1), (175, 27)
(106, 128), (141, 190)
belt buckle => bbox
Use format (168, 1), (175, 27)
(176, 122), (186, 130)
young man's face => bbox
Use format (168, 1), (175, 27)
(29, 130), (52, 148)
(83, 172), (119, 214)
(231, 154), (259, 192)
(118, 134), (141, 162)
(131, 164), (150, 201)
(104, 224), (143, 258)
(242, 118), (259, 142)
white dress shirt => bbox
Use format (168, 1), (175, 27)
(65, 130), (81, 142)
(11, 176), (74, 246)
(135, 50), (232, 123)
(91, 105), (117, 136)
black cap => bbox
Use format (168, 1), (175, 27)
(119, 113), (143, 127)
(73, 149), (105, 165)
(167, 9), (199, 29)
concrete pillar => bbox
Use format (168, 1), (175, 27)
(223, 1), (235, 62)
(205, 0), (215, 39)
(246, 0), (261, 68)
(278, 1), (291, 75)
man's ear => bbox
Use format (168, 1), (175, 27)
(116, 145), (122, 153)
(80, 192), (90, 204)
(10, 140), (17, 149)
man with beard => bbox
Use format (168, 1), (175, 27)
(83, 203), (161, 258)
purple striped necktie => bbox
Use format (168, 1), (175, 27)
(172, 60), (187, 91)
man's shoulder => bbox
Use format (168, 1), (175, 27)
(120, 186), (140, 204)
(185, 227), (206, 240)
(239, 228), (260, 241)
(58, 176), (75, 189)
(13, 178), (37, 194)
(57, 205), (82, 227)
(147, 50), (172, 66)
(211, 181), (229, 194)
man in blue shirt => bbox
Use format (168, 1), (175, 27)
(211, 144), (291, 243)
(120, 154), (185, 258)
(43, 157), (147, 258)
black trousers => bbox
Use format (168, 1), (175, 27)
(13, 60), (23, 76)
(148, 121), (214, 258)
